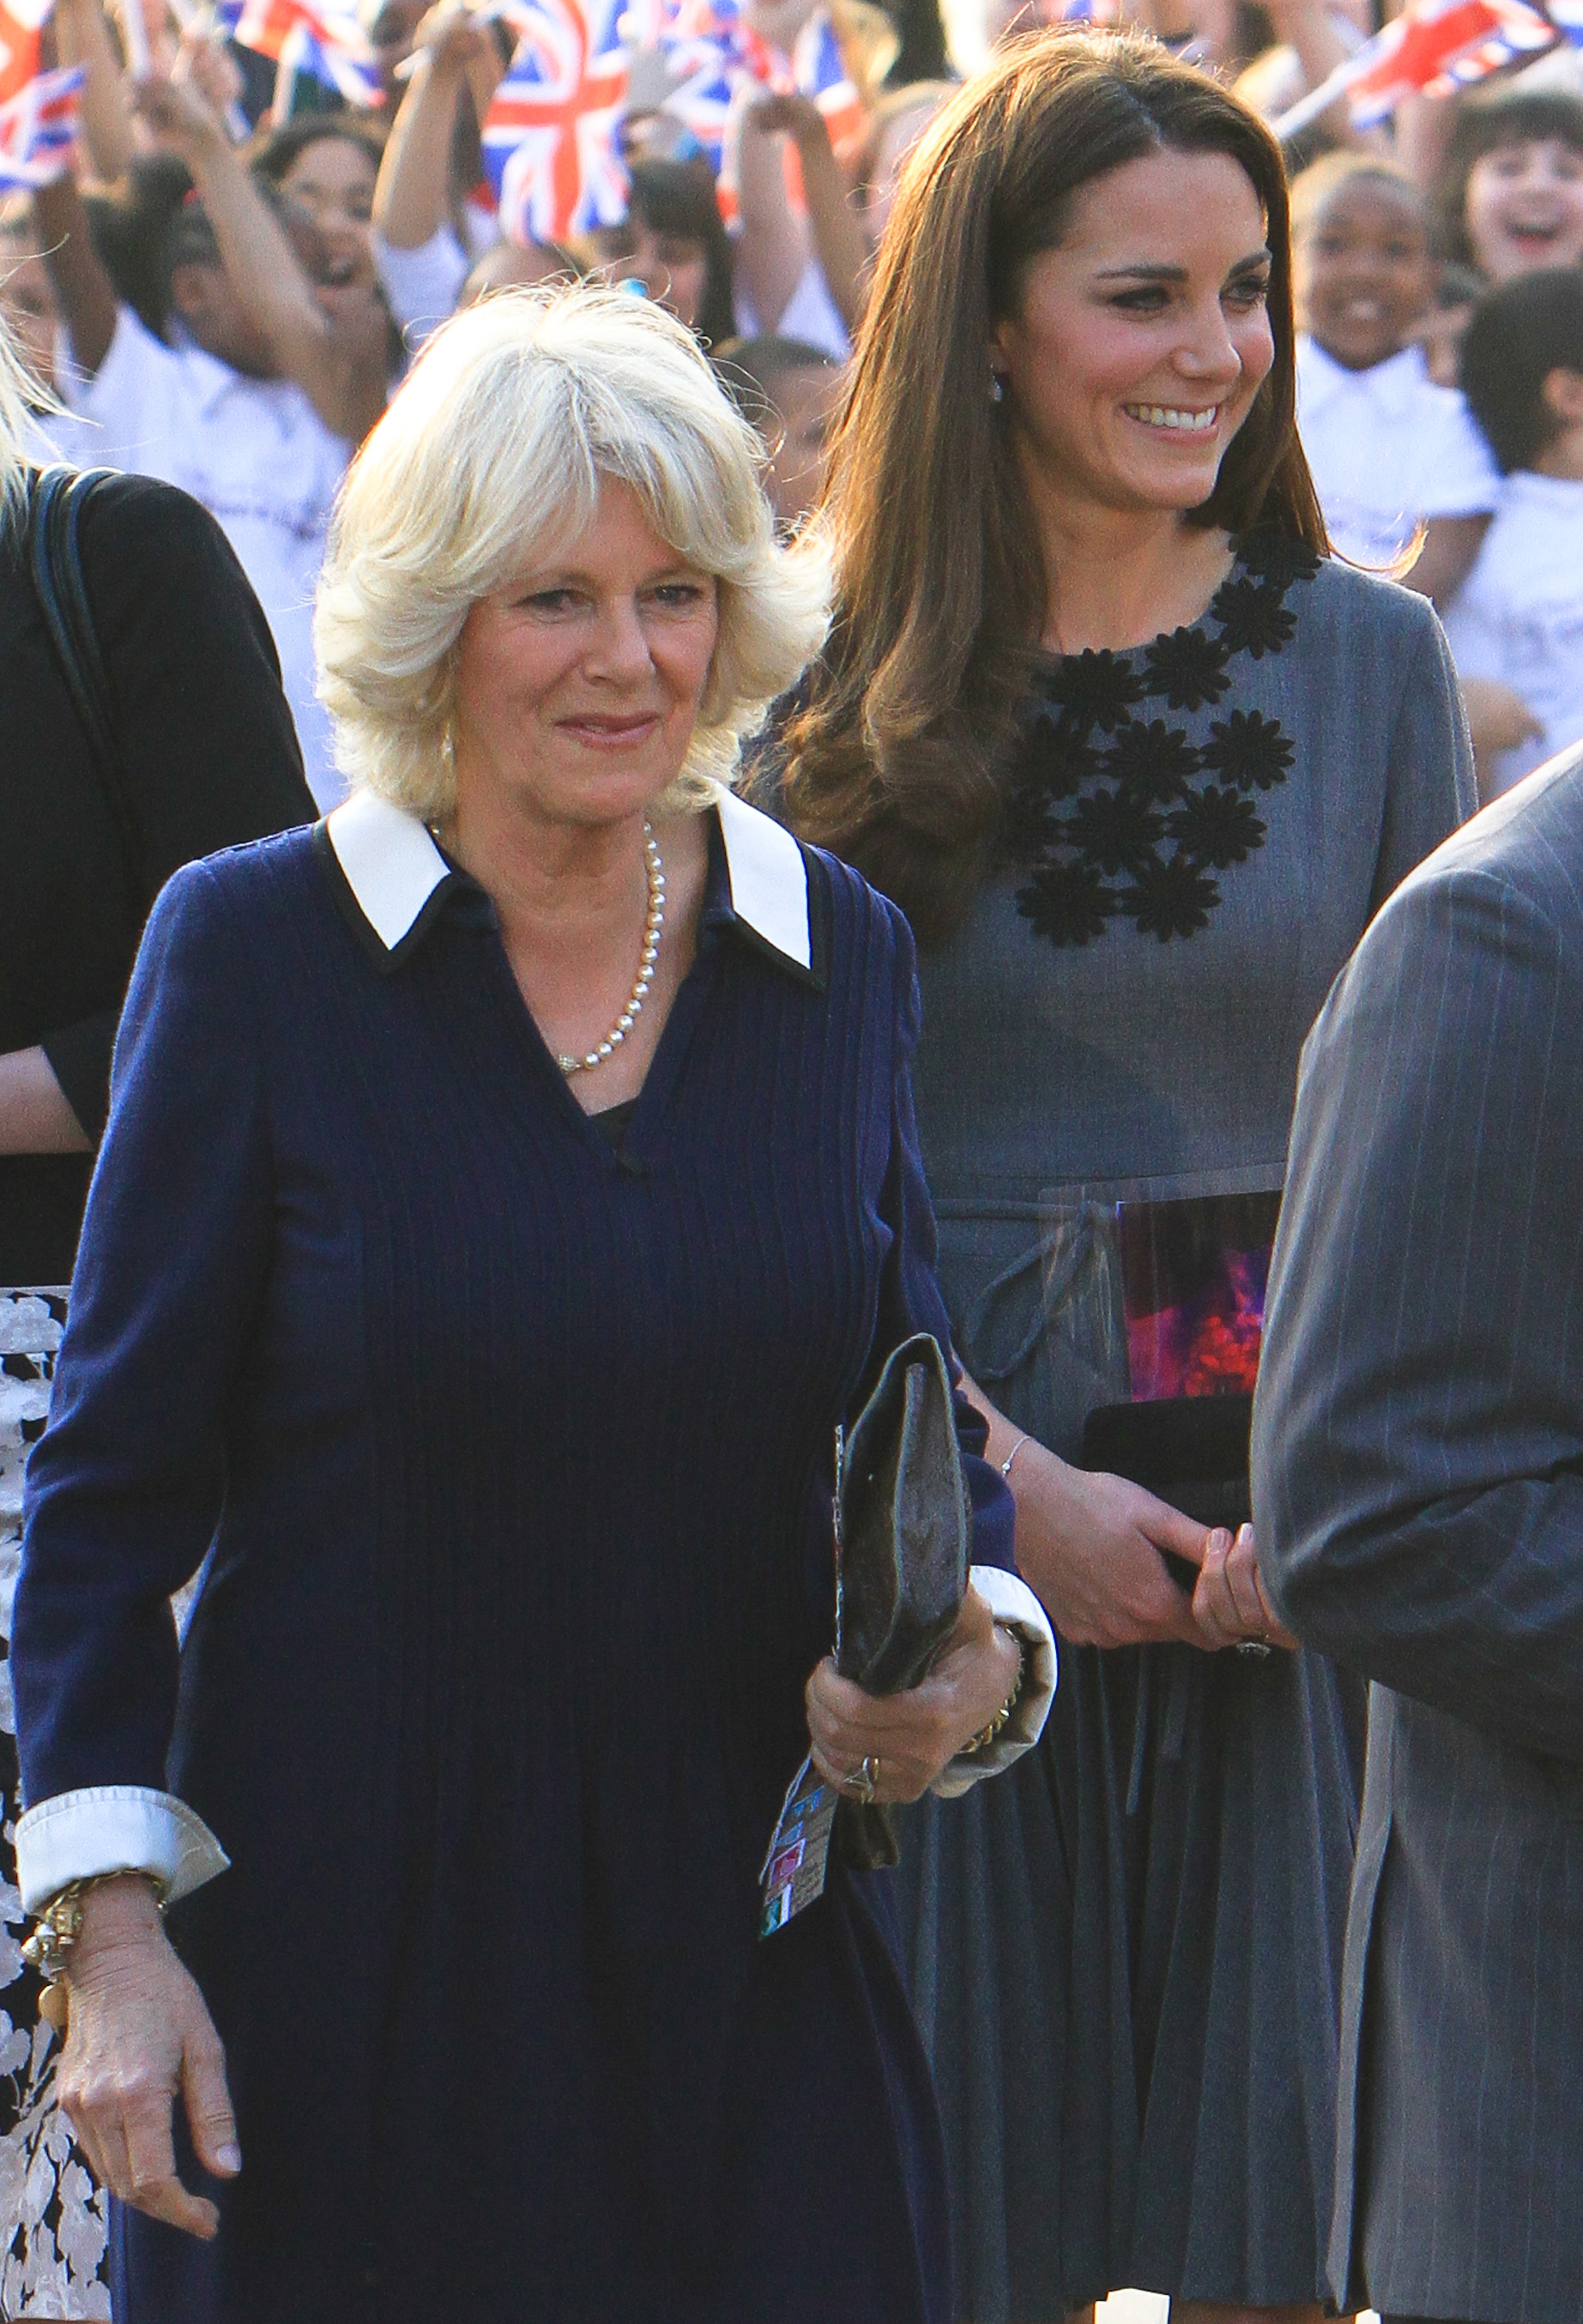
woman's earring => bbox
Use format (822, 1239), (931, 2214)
(989, 371), (1006, 405)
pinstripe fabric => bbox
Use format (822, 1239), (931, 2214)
(1252, 744), (1583, 2324)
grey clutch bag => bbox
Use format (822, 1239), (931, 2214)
(834, 1331), (970, 1866)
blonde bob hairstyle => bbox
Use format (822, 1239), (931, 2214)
(315, 284), (830, 817)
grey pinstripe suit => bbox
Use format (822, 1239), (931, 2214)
(1252, 744), (1583, 2324)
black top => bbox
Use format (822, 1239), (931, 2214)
(1, 470), (315, 1283)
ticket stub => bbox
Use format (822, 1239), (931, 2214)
(758, 1755), (838, 1938)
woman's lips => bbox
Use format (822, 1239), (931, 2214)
(558, 715), (662, 745)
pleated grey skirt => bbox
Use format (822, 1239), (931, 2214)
(896, 1633), (1364, 2324)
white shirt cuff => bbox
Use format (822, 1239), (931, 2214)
(933, 1565), (1057, 1798)
(15, 1786), (229, 1916)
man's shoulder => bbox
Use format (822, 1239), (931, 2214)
(1396, 745), (1583, 915)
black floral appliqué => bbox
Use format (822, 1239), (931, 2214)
(1122, 856), (1223, 940)
(1143, 625), (1233, 712)
(1036, 648), (1145, 733)
(1210, 575), (1298, 660)
(1007, 530), (1315, 948)
(1165, 784), (1266, 866)
(1199, 709), (1295, 792)
(1016, 860), (1116, 947)
(1106, 720), (1201, 803)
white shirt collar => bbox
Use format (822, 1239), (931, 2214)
(319, 779), (815, 979)
(1297, 334), (1430, 425)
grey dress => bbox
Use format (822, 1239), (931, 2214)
(896, 536), (1475, 2323)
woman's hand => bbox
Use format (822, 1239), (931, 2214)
(56, 1874), (239, 2240)
(1009, 1439), (1211, 1650)
(1191, 1522), (1300, 1651)
(805, 1586), (1022, 1803)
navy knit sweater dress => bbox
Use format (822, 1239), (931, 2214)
(13, 789), (1023, 2323)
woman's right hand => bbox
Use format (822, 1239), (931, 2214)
(1010, 1440), (1212, 1650)
(56, 1874), (239, 2240)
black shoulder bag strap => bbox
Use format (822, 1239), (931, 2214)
(25, 465), (151, 908)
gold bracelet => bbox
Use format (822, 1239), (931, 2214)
(961, 1628), (1026, 1754)
(21, 1872), (164, 1984)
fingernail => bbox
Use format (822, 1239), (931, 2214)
(215, 2143), (242, 2173)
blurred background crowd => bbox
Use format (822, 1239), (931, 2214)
(3, 0), (1582, 809)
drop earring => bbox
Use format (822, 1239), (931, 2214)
(989, 371), (1006, 405)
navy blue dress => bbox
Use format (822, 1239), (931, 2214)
(15, 799), (1011, 2322)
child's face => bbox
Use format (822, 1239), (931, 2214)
(1296, 178), (1435, 371)
(758, 362), (843, 529)
(1465, 137), (1583, 282)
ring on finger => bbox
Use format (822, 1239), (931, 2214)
(847, 1754), (879, 1804)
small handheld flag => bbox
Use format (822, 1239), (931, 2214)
(483, 0), (629, 242)
(0, 61), (83, 190)
(219, 0), (384, 105)
(1272, 0), (1556, 138)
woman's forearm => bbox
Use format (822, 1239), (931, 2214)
(0, 1048), (94, 1155)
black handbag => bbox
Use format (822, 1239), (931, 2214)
(23, 465), (148, 907)
(833, 1331), (970, 1867)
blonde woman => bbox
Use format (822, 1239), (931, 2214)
(10, 287), (1054, 2324)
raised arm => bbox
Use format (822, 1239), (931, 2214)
(1254, 842), (1583, 1762)
(33, 166), (120, 376)
(50, 0), (138, 184)
(734, 93), (813, 334)
(373, 2), (499, 251)
(745, 93), (867, 335)
(130, 54), (385, 442)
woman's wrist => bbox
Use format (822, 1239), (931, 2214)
(68, 1873), (167, 1976)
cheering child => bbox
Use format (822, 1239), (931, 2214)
(1444, 267), (1583, 799)
(1293, 152), (1499, 604)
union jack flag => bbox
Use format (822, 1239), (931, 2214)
(483, 0), (629, 241)
(219, 0), (384, 105)
(651, 0), (861, 210)
(788, 8), (862, 153)
(1337, 0), (1555, 123)
(0, 60), (82, 190)
(0, 0), (53, 106)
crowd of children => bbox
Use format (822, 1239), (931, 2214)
(3, 3), (1583, 788)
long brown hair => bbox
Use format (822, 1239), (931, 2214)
(782, 29), (1326, 943)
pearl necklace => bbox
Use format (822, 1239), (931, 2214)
(558, 821), (665, 1076)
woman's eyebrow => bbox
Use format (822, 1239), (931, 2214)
(1093, 248), (1272, 284)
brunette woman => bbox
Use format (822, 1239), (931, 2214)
(782, 33), (1472, 2324)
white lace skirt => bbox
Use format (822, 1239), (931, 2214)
(0, 1290), (111, 2320)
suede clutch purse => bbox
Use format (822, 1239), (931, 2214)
(833, 1332), (970, 1867)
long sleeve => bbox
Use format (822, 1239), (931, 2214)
(14, 859), (278, 1901)
(867, 894), (1056, 1779)
(1253, 841), (1583, 1760)
(38, 474), (314, 1138)
(1369, 598), (1477, 915)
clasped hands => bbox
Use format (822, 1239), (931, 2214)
(805, 1584), (1022, 1807)
(1010, 1440), (1297, 1654)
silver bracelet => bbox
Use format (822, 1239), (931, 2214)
(1000, 1433), (1030, 1481)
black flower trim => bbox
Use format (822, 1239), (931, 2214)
(1143, 625), (1233, 712)
(1035, 648), (1145, 732)
(1015, 859), (1118, 946)
(1014, 709), (1101, 800)
(1066, 786), (1164, 875)
(1120, 856), (1223, 941)
(1234, 528), (1323, 590)
(1210, 575), (1298, 660)
(1105, 720), (1201, 803)
(1166, 783), (1266, 867)
(1198, 708), (1295, 793)
(1007, 534), (1315, 950)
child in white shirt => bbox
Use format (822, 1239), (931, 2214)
(1444, 266), (1583, 799)
(1292, 153), (1500, 606)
